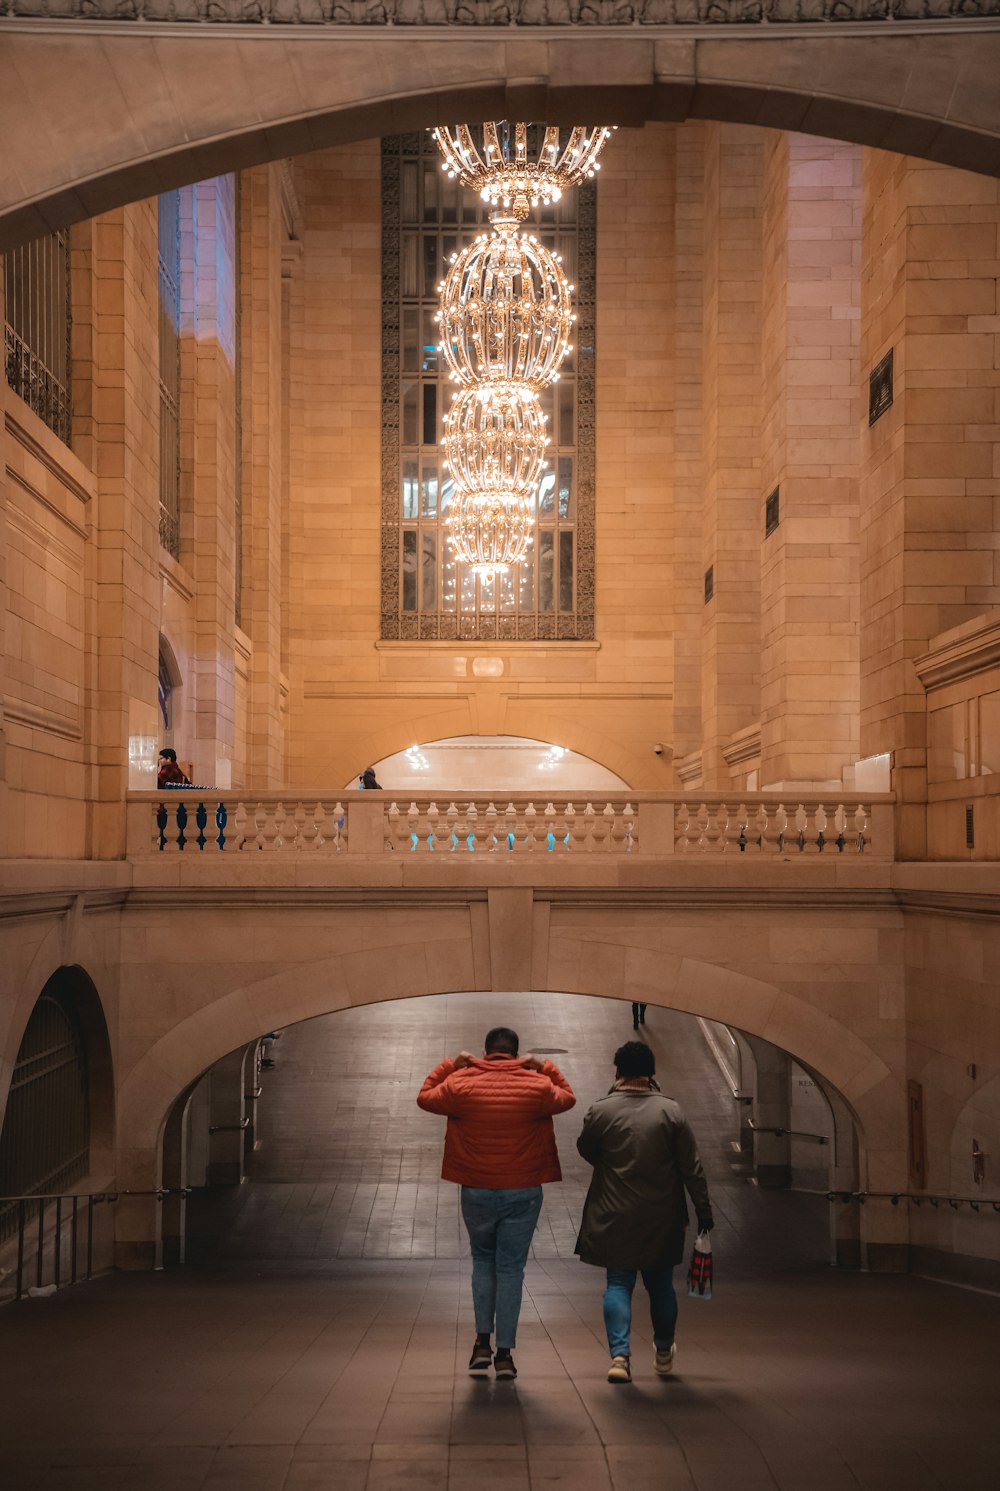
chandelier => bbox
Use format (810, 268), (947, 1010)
(433, 120), (614, 580)
(437, 225), (575, 391)
(433, 123), (615, 221)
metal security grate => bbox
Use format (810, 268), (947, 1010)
(3, 230), (71, 444)
(764, 487), (780, 537)
(0, 990), (89, 1243)
(869, 348), (893, 425)
(158, 192), (182, 559)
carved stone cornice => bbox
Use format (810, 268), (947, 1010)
(913, 611), (1000, 692)
(2, 1), (998, 27)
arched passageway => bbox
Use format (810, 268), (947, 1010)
(356, 736), (632, 794)
(3, 26), (1000, 249)
(177, 990), (851, 1275)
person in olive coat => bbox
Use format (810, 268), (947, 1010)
(575, 1040), (714, 1384)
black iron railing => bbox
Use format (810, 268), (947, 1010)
(0, 1191), (115, 1304)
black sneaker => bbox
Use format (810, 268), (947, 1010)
(468, 1341), (492, 1376)
(494, 1352), (517, 1380)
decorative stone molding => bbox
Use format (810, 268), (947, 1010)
(913, 611), (1000, 691)
(676, 750), (702, 787)
(722, 720), (762, 769)
(2, 0), (998, 24)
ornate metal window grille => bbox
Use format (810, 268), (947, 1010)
(869, 348), (893, 426)
(764, 486), (780, 537)
(381, 132), (596, 642)
(158, 192), (182, 559)
(3, 230), (71, 445)
(0, 986), (89, 1242)
(704, 566), (714, 604)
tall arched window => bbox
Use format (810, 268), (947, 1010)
(0, 978), (90, 1240)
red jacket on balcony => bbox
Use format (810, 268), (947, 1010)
(417, 1053), (576, 1189)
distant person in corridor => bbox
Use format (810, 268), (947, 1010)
(576, 1040), (713, 1385)
(417, 1027), (576, 1381)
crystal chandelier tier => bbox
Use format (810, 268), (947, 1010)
(437, 224), (575, 391)
(433, 120), (614, 581)
(432, 122), (615, 221)
(442, 384), (548, 500)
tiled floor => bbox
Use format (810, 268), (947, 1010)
(3, 993), (1000, 1490)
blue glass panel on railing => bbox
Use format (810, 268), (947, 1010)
(216, 802), (227, 850)
(195, 802), (208, 851)
(156, 803), (167, 852)
(176, 802), (187, 851)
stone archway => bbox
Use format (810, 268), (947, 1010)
(112, 911), (902, 1265)
(3, 27), (1000, 248)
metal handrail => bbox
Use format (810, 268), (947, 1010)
(799, 1187), (1000, 1212)
(748, 1119), (829, 1144)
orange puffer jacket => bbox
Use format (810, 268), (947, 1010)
(417, 1054), (576, 1188)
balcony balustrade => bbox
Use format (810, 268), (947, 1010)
(126, 791), (895, 865)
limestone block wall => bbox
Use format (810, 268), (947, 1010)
(860, 152), (1000, 857)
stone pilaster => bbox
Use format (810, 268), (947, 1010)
(74, 205), (161, 857)
(241, 165), (286, 789)
(671, 124), (705, 764)
(700, 124), (764, 787)
(759, 134), (862, 788)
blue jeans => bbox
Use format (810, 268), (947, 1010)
(460, 1186), (543, 1350)
(603, 1267), (677, 1358)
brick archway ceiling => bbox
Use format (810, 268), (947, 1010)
(1, 29), (1000, 249)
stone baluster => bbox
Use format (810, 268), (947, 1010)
(813, 803), (828, 853)
(721, 804), (740, 854)
(291, 802), (307, 851)
(543, 801), (557, 853)
(774, 803), (790, 853)
(426, 801), (440, 852)
(603, 802), (618, 851)
(683, 804), (700, 853)
(622, 803), (636, 854)
(485, 801), (499, 852)
(752, 803), (768, 853)
(409, 801), (424, 852)
(386, 801), (400, 851)
(566, 802), (583, 853)
(466, 801), (480, 852)
(503, 801), (517, 852)
(833, 803), (847, 852)
(311, 802), (326, 851)
(253, 802), (268, 853)
(333, 802), (347, 852)
(523, 802), (538, 852)
(854, 804), (869, 854)
(446, 801), (459, 851)
(695, 802), (710, 852)
(273, 803), (288, 852)
(674, 802), (690, 852)
(794, 802), (809, 853)
(706, 801), (726, 853)
(232, 802), (248, 852)
(582, 802), (596, 852)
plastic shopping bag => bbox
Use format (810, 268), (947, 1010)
(686, 1230), (713, 1300)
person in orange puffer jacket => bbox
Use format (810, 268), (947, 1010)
(417, 1026), (576, 1381)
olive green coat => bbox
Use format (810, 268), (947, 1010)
(575, 1088), (713, 1271)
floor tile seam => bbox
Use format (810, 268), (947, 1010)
(519, 1273), (614, 1480)
(363, 1263), (446, 1487)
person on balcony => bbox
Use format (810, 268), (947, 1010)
(575, 1040), (713, 1385)
(157, 748), (190, 789)
(417, 1026), (576, 1381)
(632, 1002), (647, 1029)
(359, 766), (382, 789)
